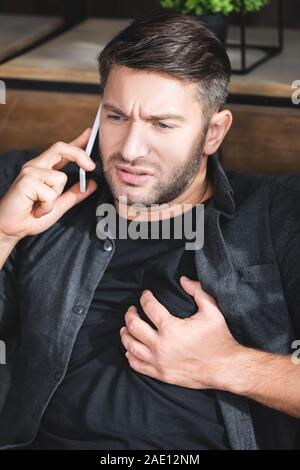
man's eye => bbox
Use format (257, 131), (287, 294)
(157, 122), (171, 129)
(107, 114), (124, 121)
(107, 115), (171, 129)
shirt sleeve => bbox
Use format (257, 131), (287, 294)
(0, 247), (20, 340)
(0, 150), (35, 338)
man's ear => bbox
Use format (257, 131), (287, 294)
(203, 109), (233, 156)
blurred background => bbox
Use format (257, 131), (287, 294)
(0, 0), (299, 174)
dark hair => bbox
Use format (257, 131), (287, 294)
(98, 13), (231, 126)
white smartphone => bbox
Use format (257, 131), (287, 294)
(79, 104), (102, 192)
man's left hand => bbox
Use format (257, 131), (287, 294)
(120, 276), (244, 390)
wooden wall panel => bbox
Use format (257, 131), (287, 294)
(222, 104), (300, 173)
(0, 89), (99, 154)
(1, 92), (300, 175)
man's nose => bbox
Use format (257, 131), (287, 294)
(120, 121), (148, 163)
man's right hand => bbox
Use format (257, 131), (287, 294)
(0, 128), (98, 245)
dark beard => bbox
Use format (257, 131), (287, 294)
(152, 139), (204, 205)
(99, 134), (205, 207)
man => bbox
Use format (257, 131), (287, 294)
(0, 13), (300, 450)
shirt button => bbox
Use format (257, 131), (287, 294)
(54, 371), (62, 381)
(72, 305), (85, 315)
(103, 240), (113, 252)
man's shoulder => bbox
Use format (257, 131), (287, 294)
(224, 169), (300, 266)
(226, 169), (300, 207)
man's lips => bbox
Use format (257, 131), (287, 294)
(115, 163), (154, 185)
(115, 163), (154, 176)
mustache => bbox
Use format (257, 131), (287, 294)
(108, 153), (160, 173)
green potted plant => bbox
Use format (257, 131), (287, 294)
(159, 0), (269, 43)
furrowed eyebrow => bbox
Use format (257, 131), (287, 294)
(103, 103), (185, 122)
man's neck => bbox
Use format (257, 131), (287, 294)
(115, 155), (213, 222)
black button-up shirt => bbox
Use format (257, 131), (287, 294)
(0, 149), (300, 449)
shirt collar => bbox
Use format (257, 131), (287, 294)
(206, 153), (236, 217)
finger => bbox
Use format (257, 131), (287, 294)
(28, 181), (60, 218)
(124, 305), (158, 348)
(21, 166), (68, 196)
(51, 179), (98, 218)
(52, 128), (93, 171)
(30, 179), (98, 226)
(140, 290), (172, 331)
(125, 351), (161, 380)
(120, 328), (153, 364)
(69, 127), (92, 147)
(180, 276), (218, 309)
(23, 140), (96, 172)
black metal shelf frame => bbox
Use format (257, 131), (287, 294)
(226, 0), (283, 74)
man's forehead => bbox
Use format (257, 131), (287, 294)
(103, 65), (202, 115)
(106, 65), (197, 95)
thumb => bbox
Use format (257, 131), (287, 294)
(69, 128), (92, 149)
(180, 276), (218, 310)
(53, 179), (98, 218)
